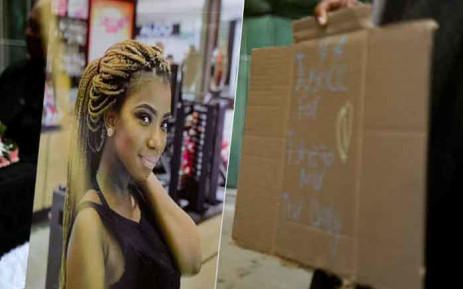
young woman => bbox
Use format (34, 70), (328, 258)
(62, 40), (201, 289)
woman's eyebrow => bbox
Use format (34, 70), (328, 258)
(162, 112), (172, 119)
(136, 104), (158, 116)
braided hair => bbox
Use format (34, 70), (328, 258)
(61, 40), (171, 289)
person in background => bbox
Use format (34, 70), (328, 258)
(0, 0), (50, 162)
(0, 0), (51, 256)
(314, 1), (463, 288)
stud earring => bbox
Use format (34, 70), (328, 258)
(107, 127), (114, 137)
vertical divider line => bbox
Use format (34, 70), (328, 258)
(353, 30), (370, 283)
(213, 4), (245, 287)
(270, 46), (295, 255)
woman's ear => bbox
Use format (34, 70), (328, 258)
(104, 110), (118, 135)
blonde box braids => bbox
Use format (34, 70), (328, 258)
(60, 40), (171, 289)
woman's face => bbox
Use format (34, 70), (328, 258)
(110, 76), (171, 181)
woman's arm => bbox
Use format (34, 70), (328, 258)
(66, 209), (106, 289)
(139, 172), (202, 275)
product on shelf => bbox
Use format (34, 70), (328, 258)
(0, 122), (20, 168)
(42, 76), (61, 128)
(169, 99), (228, 214)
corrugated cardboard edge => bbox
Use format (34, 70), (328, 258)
(353, 28), (370, 284)
(293, 4), (373, 43)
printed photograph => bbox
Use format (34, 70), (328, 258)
(0, 0), (242, 288)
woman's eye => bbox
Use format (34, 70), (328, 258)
(137, 113), (152, 125)
(161, 120), (170, 131)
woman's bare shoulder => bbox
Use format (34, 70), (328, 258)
(79, 189), (103, 205)
(67, 192), (107, 288)
(69, 190), (106, 242)
(72, 193), (104, 237)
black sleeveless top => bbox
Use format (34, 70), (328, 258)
(74, 187), (180, 289)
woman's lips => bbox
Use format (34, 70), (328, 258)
(140, 155), (158, 170)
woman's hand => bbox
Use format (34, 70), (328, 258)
(315, 0), (362, 26)
(138, 172), (202, 275)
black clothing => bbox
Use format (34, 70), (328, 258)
(0, 58), (45, 256)
(75, 188), (180, 289)
(0, 58), (45, 162)
(0, 162), (36, 255)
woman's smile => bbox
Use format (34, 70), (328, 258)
(139, 154), (158, 171)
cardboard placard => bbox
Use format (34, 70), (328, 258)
(232, 5), (437, 289)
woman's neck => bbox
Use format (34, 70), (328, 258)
(96, 144), (131, 201)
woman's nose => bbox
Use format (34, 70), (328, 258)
(147, 127), (163, 150)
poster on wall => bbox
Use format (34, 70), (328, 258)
(52, 0), (67, 16)
(68, 0), (89, 19)
(87, 0), (135, 63)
